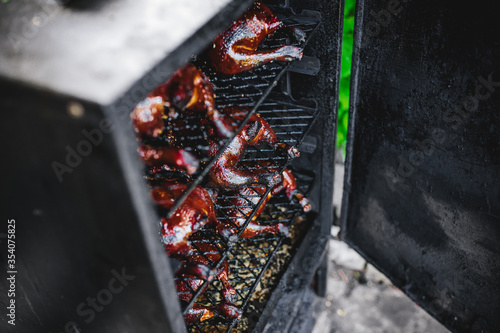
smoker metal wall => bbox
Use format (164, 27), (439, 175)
(252, 0), (343, 329)
(342, 0), (500, 332)
(0, 81), (187, 333)
(0, 1), (259, 332)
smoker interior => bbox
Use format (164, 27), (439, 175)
(0, 0), (341, 332)
(138, 5), (328, 331)
(145, 7), (321, 219)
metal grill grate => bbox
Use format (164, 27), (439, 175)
(173, 93), (318, 313)
(138, 6), (322, 332)
(155, 7), (321, 219)
(185, 174), (314, 332)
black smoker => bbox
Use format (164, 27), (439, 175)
(0, 0), (340, 332)
(1, 0), (499, 332)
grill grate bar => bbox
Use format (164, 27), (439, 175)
(184, 174), (313, 331)
(153, 6), (323, 332)
(163, 69), (290, 220)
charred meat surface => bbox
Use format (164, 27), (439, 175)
(131, 96), (165, 138)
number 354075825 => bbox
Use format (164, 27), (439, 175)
(7, 219), (15, 260)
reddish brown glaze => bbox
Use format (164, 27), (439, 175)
(184, 304), (215, 323)
(152, 63), (233, 137)
(177, 236), (223, 268)
(132, 63), (233, 139)
(207, 2), (305, 75)
(217, 163), (311, 239)
(220, 186), (285, 238)
(176, 246), (242, 323)
(130, 96), (165, 138)
(208, 106), (299, 189)
(151, 179), (220, 255)
(138, 143), (199, 175)
(184, 302), (242, 323)
(239, 220), (288, 239)
(224, 106), (299, 157)
(150, 63), (214, 113)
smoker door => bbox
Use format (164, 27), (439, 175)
(341, 0), (500, 332)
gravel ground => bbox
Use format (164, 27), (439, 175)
(310, 236), (450, 333)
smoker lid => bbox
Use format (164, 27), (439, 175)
(0, 0), (253, 105)
(341, 0), (500, 332)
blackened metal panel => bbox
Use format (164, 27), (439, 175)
(252, 0), (344, 329)
(342, 0), (500, 332)
(0, 80), (186, 333)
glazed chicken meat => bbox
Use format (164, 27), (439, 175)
(215, 162), (311, 239)
(206, 2), (306, 75)
(130, 13), (312, 323)
(176, 242), (242, 323)
(208, 105), (299, 189)
(138, 143), (199, 175)
(151, 178), (218, 255)
(131, 63), (234, 139)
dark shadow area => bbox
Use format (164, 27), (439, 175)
(61, 0), (114, 11)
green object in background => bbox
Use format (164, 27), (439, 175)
(337, 0), (356, 154)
